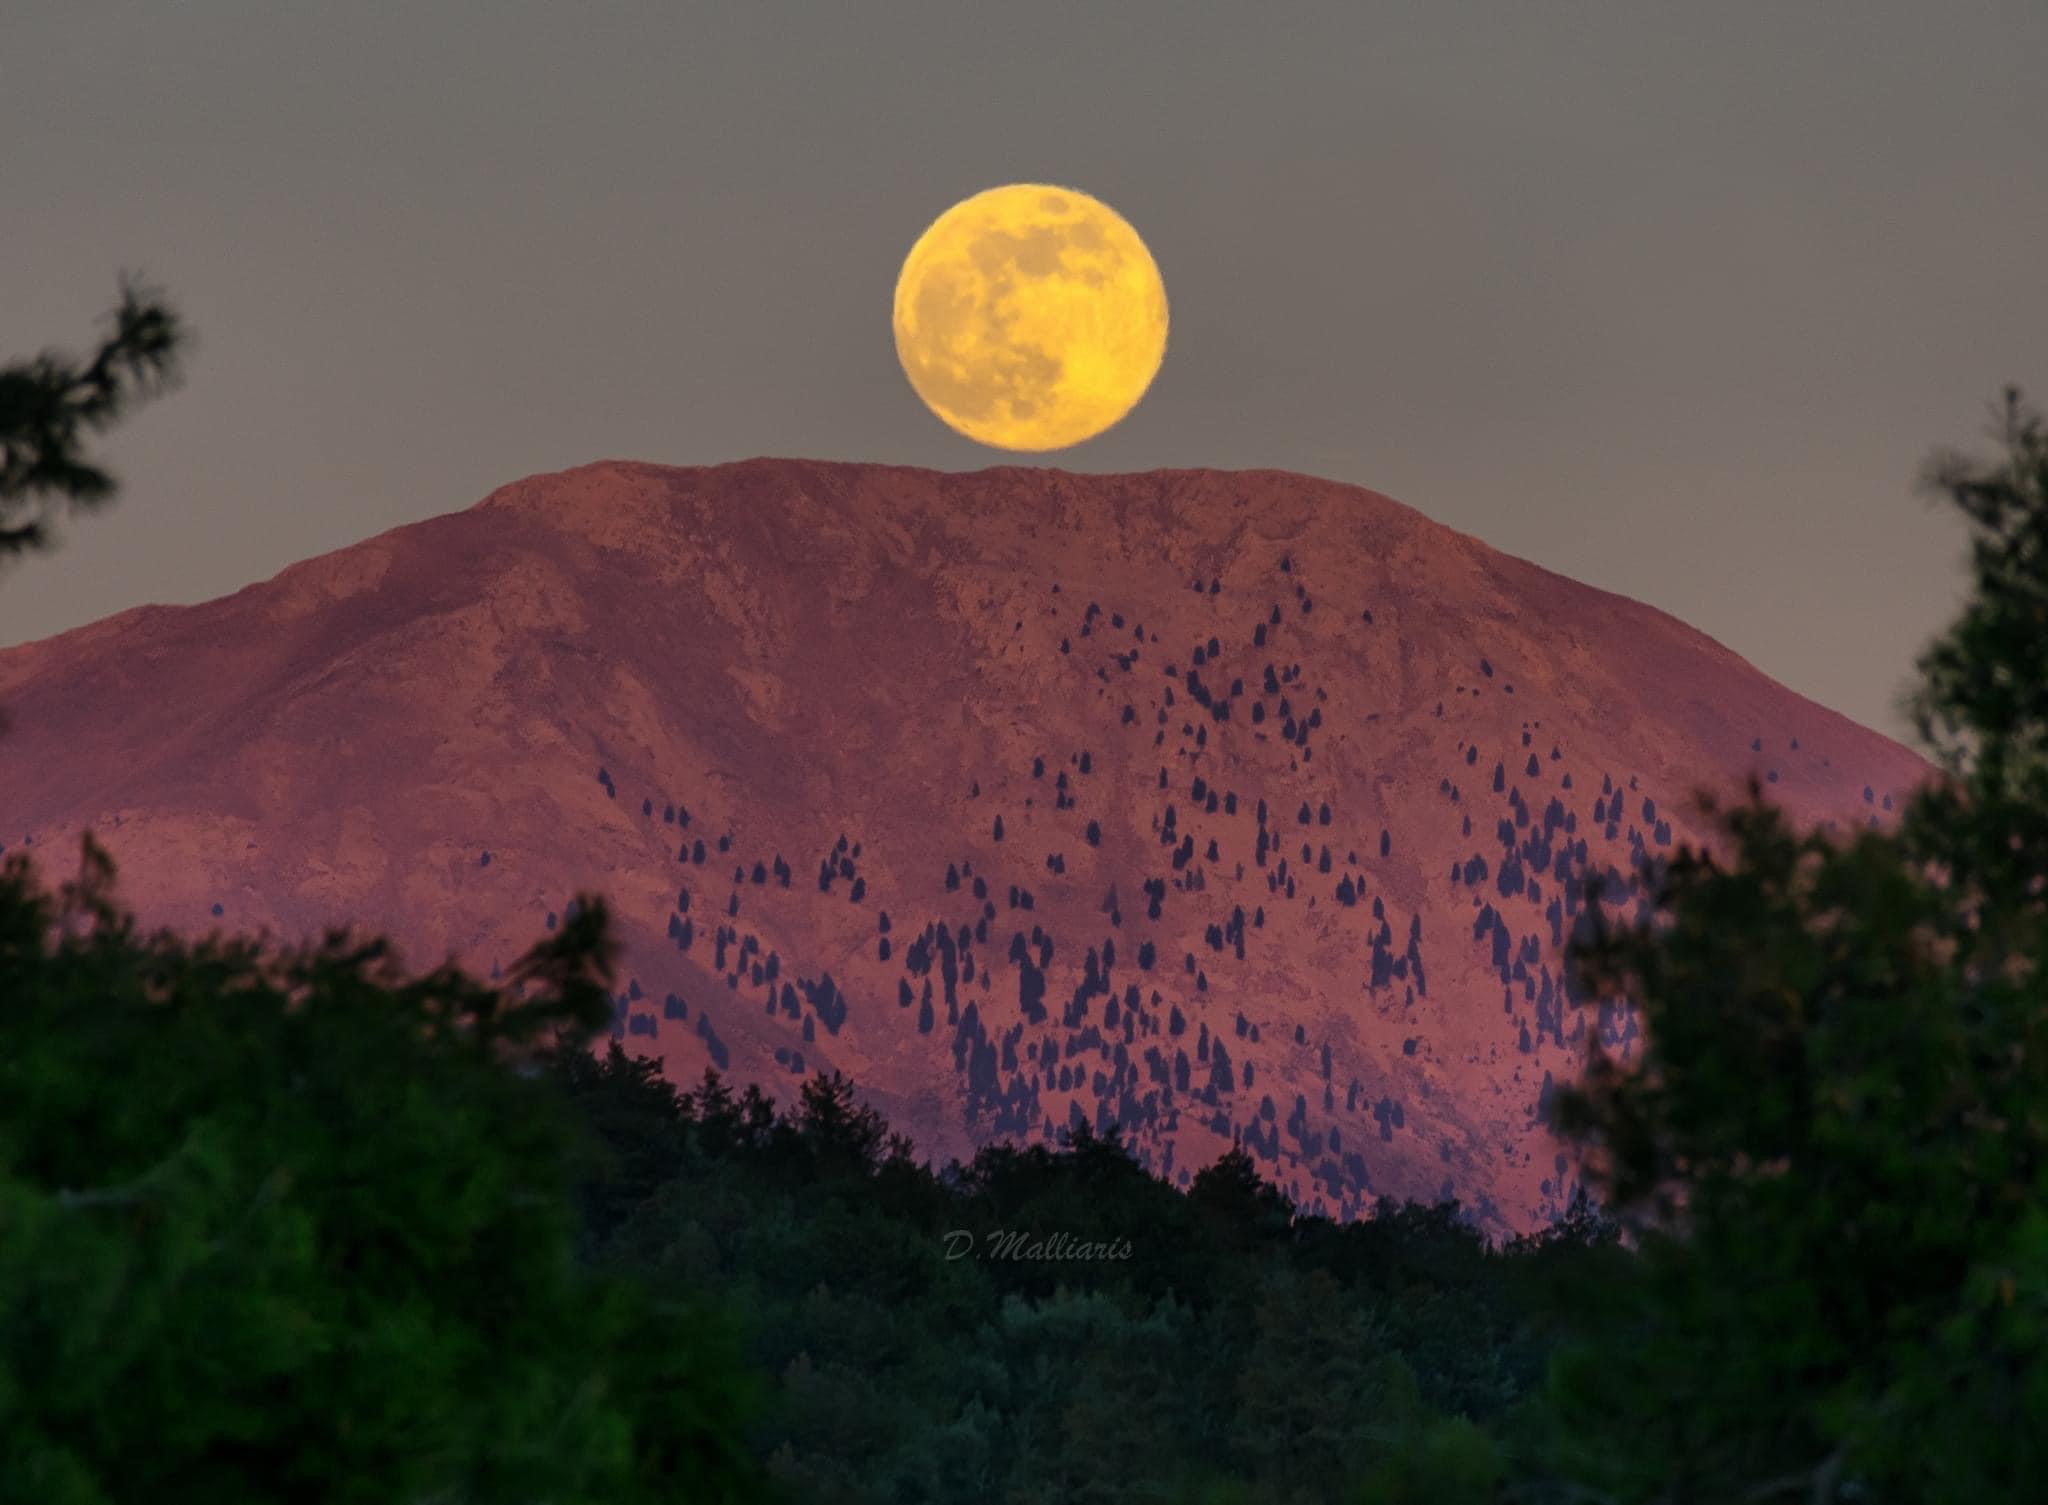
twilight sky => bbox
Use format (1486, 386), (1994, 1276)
(5, 2), (2044, 741)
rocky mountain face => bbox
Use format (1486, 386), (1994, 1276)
(0, 459), (1932, 1233)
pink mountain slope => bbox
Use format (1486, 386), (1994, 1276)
(0, 459), (1934, 1233)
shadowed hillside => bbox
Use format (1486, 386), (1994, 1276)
(0, 458), (1931, 1233)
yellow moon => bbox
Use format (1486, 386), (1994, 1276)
(893, 183), (1168, 451)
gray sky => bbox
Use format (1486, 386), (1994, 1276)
(5, 2), (2044, 740)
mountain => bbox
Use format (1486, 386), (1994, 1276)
(0, 459), (1933, 1233)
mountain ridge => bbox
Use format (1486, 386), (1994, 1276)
(0, 458), (1933, 1233)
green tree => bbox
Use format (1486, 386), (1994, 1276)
(1542, 390), (2048, 1502)
(1187, 1143), (1295, 1251)
(792, 1069), (896, 1176)
(998, 1287), (1197, 1505)
(1227, 1268), (1406, 1500)
(0, 839), (767, 1503)
(1352, 1415), (1502, 1505)
(0, 278), (184, 562)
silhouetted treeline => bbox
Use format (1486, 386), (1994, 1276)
(546, 1045), (1623, 1503)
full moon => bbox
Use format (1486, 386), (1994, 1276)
(893, 183), (1168, 451)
